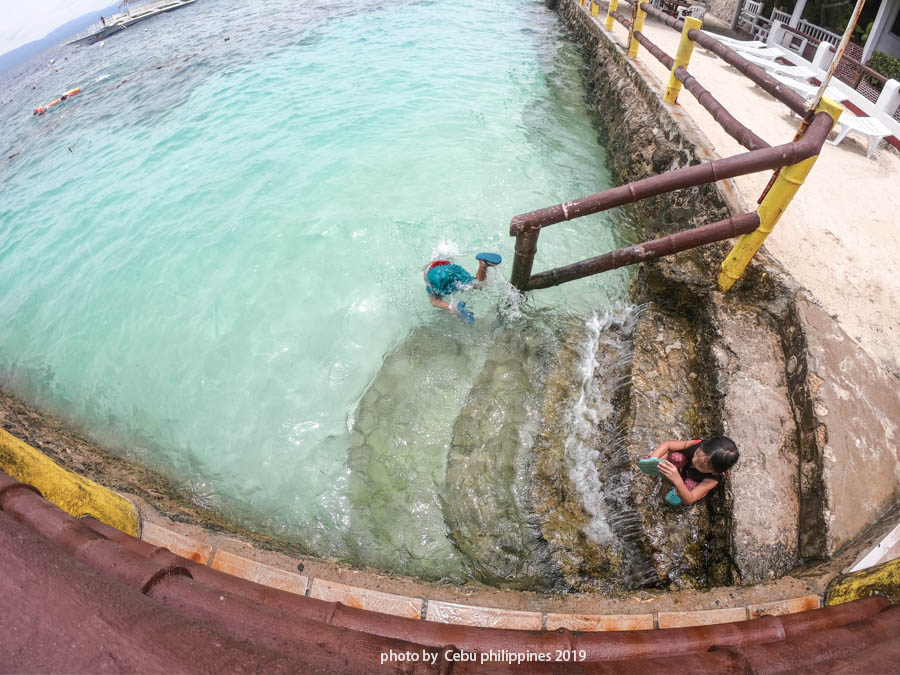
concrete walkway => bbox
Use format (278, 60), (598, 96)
(600, 7), (900, 376)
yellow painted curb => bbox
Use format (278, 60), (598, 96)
(0, 428), (139, 537)
(825, 556), (900, 606)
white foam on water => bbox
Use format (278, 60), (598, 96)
(429, 239), (462, 263)
(565, 306), (636, 545)
(490, 273), (525, 322)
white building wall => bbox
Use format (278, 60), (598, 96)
(868, 0), (900, 60)
(707, 0), (742, 27)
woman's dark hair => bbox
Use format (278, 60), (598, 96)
(698, 436), (739, 473)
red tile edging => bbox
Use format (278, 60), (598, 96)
(139, 523), (826, 632)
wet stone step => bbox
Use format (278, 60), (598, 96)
(625, 303), (713, 589)
(443, 322), (562, 590)
(532, 309), (655, 591)
(344, 322), (488, 579)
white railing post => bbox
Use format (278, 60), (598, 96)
(812, 41), (834, 70)
(876, 79), (900, 116)
(767, 20), (783, 46)
(771, 8), (791, 23)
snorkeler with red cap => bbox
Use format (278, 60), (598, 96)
(33, 87), (81, 116)
(424, 252), (501, 324)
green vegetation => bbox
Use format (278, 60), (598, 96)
(766, 0), (880, 42)
(866, 51), (900, 84)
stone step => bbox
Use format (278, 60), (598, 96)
(624, 303), (715, 589)
(345, 322), (488, 578)
(443, 321), (562, 590)
(786, 295), (900, 559)
(706, 293), (799, 583)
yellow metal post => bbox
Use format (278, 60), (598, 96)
(628, 2), (646, 58)
(664, 17), (702, 104)
(591, 1), (600, 16)
(606, 0), (618, 30)
(718, 98), (843, 291)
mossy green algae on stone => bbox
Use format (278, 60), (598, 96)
(443, 318), (562, 590)
(345, 321), (488, 580)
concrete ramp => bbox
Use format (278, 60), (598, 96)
(789, 296), (900, 558)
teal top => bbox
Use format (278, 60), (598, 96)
(425, 264), (474, 297)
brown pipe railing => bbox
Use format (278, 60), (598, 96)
(673, 65), (771, 151)
(629, 28), (770, 151)
(526, 213), (760, 290)
(637, 2), (811, 116)
(508, 0), (842, 291)
(510, 0), (812, 290)
(510, 110), (832, 235)
(632, 27), (674, 67)
(509, 111), (833, 289)
(603, 0), (798, 144)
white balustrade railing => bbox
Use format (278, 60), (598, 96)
(745, 0), (763, 16)
(771, 8), (791, 24)
(798, 19), (841, 45)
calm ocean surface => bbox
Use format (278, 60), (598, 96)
(0, 0), (632, 581)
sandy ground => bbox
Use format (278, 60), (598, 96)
(600, 11), (900, 377)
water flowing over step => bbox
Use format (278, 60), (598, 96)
(532, 307), (658, 591)
(345, 308), (669, 591)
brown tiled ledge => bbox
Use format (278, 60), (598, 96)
(310, 579), (422, 619)
(140, 520), (824, 630)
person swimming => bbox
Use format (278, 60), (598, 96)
(33, 87), (81, 115)
(424, 252), (501, 324)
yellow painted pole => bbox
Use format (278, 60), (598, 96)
(664, 17), (702, 104)
(606, 0), (619, 30)
(628, 2), (646, 58)
(718, 98), (843, 291)
(591, 1), (600, 17)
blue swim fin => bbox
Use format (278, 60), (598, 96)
(456, 302), (475, 324)
(475, 252), (501, 267)
(638, 457), (663, 476)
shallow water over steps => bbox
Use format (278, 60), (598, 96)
(342, 303), (665, 592)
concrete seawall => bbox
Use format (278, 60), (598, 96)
(547, 0), (899, 584)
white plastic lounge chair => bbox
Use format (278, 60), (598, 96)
(827, 112), (891, 158)
(677, 3), (707, 20)
(727, 45), (785, 60)
(699, 31), (767, 50)
(768, 72), (847, 105)
(732, 51), (818, 80)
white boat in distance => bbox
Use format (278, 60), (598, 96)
(67, 0), (198, 46)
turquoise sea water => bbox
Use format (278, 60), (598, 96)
(0, 0), (632, 581)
